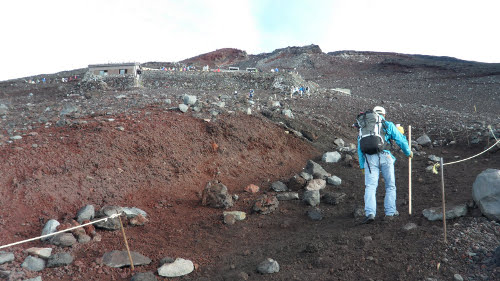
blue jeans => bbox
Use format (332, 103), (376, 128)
(364, 152), (397, 217)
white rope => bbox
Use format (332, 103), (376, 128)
(443, 138), (500, 166)
(432, 129), (500, 174)
(0, 213), (121, 250)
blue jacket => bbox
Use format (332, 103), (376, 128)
(357, 116), (411, 169)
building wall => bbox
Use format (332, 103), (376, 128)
(89, 65), (139, 77)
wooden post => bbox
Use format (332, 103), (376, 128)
(408, 125), (412, 215)
(118, 214), (135, 271)
(440, 158), (448, 243)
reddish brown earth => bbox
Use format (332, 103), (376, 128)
(0, 48), (499, 281)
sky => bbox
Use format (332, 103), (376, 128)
(1, 0), (499, 81)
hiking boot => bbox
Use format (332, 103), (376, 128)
(362, 214), (375, 224)
(384, 210), (399, 221)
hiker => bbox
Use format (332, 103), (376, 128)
(357, 106), (413, 224)
(249, 89), (254, 99)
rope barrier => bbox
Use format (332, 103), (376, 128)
(0, 213), (121, 250)
(432, 128), (500, 174)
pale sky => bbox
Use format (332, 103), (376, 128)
(1, 0), (499, 81)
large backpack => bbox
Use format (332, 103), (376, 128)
(356, 110), (390, 154)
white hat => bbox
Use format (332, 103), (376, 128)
(373, 106), (386, 115)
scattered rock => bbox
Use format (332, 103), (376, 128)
(270, 181), (288, 192)
(122, 207), (148, 219)
(257, 258), (279, 274)
(327, 175), (342, 186)
(77, 234), (92, 244)
(402, 223), (418, 231)
(287, 175), (307, 190)
(157, 258), (194, 277)
(223, 211), (246, 221)
(322, 151), (341, 163)
(129, 214), (149, 226)
(276, 192), (299, 201)
(26, 247), (52, 259)
(416, 134), (432, 146)
(21, 256), (45, 272)
(304, 160), (330, 179)
(299, 172), (313, 181)
(201, 181), (234, 209)
(422, 204), (468, 221)
(244, 184), (259, 193)
(24, 276), (42, 281)
(41, 219), (60, 241)
(47, 252), (74, 267)
(102, 250), (152, 268)
(183, 95), (197, 105)
(307, 208), (323, 221)
(303, 190), (320, 206)
(94, 205), (123, 230)
(0, 251), (14, 265)
(179, 104), (189, 113)
(321, 192), (346, 205)
(334, 138), (345, 147)
(50, 233), (77, 247)
(428, 155), (441, 162)
(305, 179), (326, 191)
(253, 194), (279, 214)
(223, 214), (236, 225)
(76, 204), (95, 223)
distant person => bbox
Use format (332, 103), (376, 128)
(356, 106), (413, 224)
(249, 89), (254, 99)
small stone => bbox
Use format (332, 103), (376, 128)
(157, 258), (194, 277)
(303, 190), (320, 206)
(307, 208), (323, 221)
(257, 258), (279, 274)
(270, 181), (288, 192)
(327, 176), (342, 186)
(305, 179), (326, 191)
(244, 184), (259, 193)
(403, 223), (418, 231)
(276, 192), (299, 201)
(129, 214), (148, 226)
(41, 219), (60, 241)
(77, 234), (92, 244)
(453, 273), (464, 281)
(50, 233), (77, 247)
(179, 104), (189, 113)
(0, 251), (15, 264)
(47, 252), (74, 267)
(26, 248), (52, 259)
(21, 256), (45, 272)
(224, 214), (236, 225)
(223, 211), (246, 221)
(76, 205), (95, 223)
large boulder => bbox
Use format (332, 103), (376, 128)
(472, 169), (500, 221)
(201, 181), (234, 209)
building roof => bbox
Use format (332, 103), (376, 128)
(88, 62), (140, 68)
